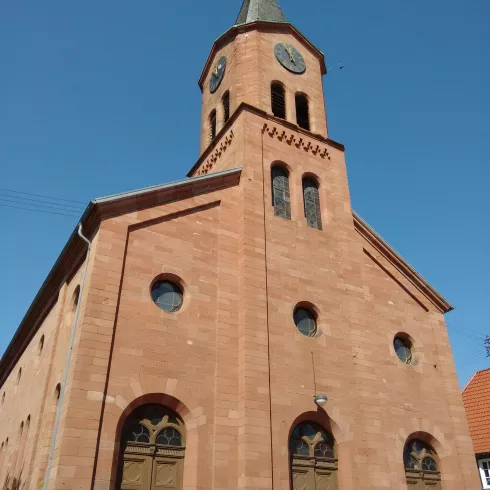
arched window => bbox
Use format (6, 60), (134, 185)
(303, 178), (322, 230)
(296, 93), (310, 130)
(222, 91), (230, 123)
(271, 166), (291, 220)
(290, 422), (338, 490)
(209, 109), (217, 142)
(271, 82), (286, 119)
(116, 404), (185, 490)
(404, 439), (442, 489)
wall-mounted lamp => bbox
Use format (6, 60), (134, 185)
(314, 394), (328, 408)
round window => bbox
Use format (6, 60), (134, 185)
(394, 337), (412, 364)
(294, 308), (317, 337)
(151, 281), (183, 313)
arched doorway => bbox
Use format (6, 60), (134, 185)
(116, 404), (185, 490)
(290, 421), (338, 490)
(404, 439), (442, 489)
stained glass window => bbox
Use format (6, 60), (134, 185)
(290, 422), (336, 460)
(403, 439), (441, 486)
(394, 337), (412, 364)
(294, 308), (317, 337)
(151, 281), (183, 313)
(303, 179), (322, 230)
(272, 167), (291, 220)
(156, 427), (182, 447)
(125, 424), (151, 444)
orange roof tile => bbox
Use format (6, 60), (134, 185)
(462, 368), (490, 455)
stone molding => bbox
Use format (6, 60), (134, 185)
(196, 130), (235, 176)
(262, 123), (332, 160)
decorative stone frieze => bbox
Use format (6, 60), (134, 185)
(197, 130), (235, 176)
(262, 123), (331, 160)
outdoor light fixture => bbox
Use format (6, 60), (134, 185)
(314, 394), (328, 407)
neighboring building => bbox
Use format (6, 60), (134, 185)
(0, 1), (481, 489)
(462, 368), (490, 489)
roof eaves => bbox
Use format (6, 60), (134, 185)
(353, 211), (453, 313)
(93, 167), (243, 204)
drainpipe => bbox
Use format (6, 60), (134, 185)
(43, 224), (92, 490)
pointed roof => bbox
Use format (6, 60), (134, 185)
(235, 0), (288, 26)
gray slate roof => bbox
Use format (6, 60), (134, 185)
(235, 0), (288, 26)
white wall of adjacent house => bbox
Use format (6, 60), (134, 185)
(479, 458), (490, 489)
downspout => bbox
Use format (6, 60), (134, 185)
(43, 224), (92, 490)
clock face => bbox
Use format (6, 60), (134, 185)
(274, 43), (306, 74)
(209, 56), (227, 93)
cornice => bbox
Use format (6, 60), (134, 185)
(198, 21), (327, 91)
(353, 212), (453, 314)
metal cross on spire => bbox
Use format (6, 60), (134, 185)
(235, 0), (288, 26)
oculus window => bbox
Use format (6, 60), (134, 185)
(151, 281), (183, 313)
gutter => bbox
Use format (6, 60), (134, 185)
(43, 224), (92, 490)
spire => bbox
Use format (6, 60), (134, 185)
(235, 0), (288, 26)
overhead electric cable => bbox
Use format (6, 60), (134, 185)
(0, 195), (85, 211)
(0, 197), (84, 214)
(0, 188), (86, 205)
(0, 203), (80, 218)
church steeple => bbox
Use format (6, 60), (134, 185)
(235, 0), (288, 26)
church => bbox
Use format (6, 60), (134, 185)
(0, 1), (481, 489)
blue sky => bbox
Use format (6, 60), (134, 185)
(1, 0), (488, 387)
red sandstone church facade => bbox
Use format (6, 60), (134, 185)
(0, 1), (481, 489)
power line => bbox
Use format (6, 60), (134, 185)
(0, 188), (86, 205)
(447, 322), (487, 340)
(0, 203), (80, 218)
(0, 195), (85, 212)
(0, 197), (84, 214)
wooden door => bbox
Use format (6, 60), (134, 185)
(120, 454), (153, 490)
(117, 405), (186, 490)
(315, 467), (338, 490)
(151, 458), (181, 489)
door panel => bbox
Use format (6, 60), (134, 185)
(152, 459), (180, 489)
(121, 455), (152, 490)
(292, 468), (311, 490)
(315, 468), (338, 490)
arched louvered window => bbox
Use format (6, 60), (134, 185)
(222, 91), (230, 123)
(303, 178), (322, 230)
(290, 421), (338, 490)
(209, 109), (217, 142)
(271, 82), (286, 119)
(404, 439), (442, 489)
(296, 93), (310, 130)
(271, 166), (291, 220)
(117, 404), (186, 490)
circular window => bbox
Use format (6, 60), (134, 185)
(294, 308), (317, 337)
(394, 337), (412, 364)
(151, 281), (183, 313)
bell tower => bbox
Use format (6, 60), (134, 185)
(197, 0), (329, 155)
